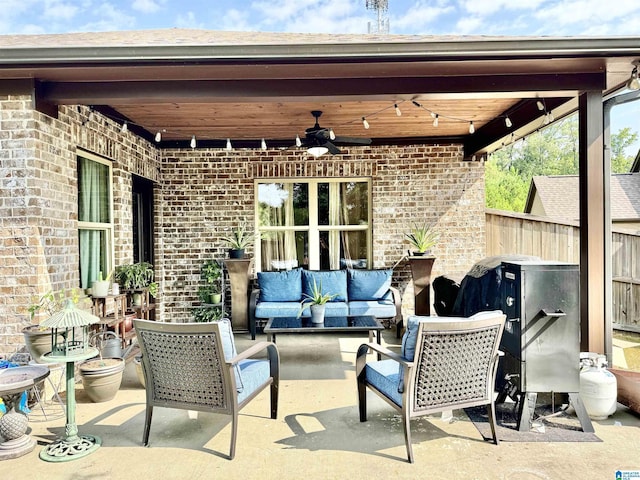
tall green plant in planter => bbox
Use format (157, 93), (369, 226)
(405, 223), (439, 256)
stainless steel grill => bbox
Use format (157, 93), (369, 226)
(496, 260), (593, 432)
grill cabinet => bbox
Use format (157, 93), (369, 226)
(497, 261), (593, 432)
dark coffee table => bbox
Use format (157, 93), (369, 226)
(264, 315), (384, 346)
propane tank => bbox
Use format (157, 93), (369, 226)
(579, 352), (617, 420)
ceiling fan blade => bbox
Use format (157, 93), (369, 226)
(325, 141), (341, 155)
(333, 136), (372, 145)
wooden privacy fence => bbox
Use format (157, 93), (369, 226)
(485, 209), (640, 333)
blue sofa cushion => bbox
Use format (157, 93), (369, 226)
(257, 268), (302, 302)
(255, 302), (302, 319)
(215, 318), (244, 392)
(347, 268), (392, 301)
(302, 270), (348, 302)
(348, 297), (395, 318)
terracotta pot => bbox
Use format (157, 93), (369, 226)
(22, 325), (60, 363)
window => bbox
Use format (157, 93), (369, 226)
(77, 152), (114, 289)
(255, 179), (371, 271)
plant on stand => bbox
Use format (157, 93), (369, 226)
(114, 262), (159, 307)
(405, 222), (439, 256)
(297, 279), (336, 324)
(199, 259), (222, 304)
(221, 223), (254, 259)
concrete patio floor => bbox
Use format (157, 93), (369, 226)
(5, 328), (640, 480)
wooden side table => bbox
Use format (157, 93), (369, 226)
(91, 294), (127, 339)
(223, 258), (253, 332)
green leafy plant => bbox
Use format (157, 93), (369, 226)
(297, 279), (336, 317)
(221, 223), (254, 250)
(405, 223), (439, 254)
(201, 260), (222, 292)
(114, 262), (159, 297)
(28, 288), (88, 320)
(192, 305), (224, 323)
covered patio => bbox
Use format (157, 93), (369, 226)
(6, 330), (640, 477)
(1, 31), (640, 362)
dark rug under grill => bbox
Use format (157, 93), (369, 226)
(465, 402), (601, 442)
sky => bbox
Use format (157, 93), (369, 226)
(1, 0), (639, 155)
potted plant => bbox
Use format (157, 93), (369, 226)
(91, 269), (112, 297)
(405, 222), (439, 256)
(192, 305), (224, 323)
(114, 262), (159, 306)
(200, 260), (222, 304)
(221, 223), (254, 259)
(297, 279), (337, 324)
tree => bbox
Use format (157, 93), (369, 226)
(485, 114), (638, 212)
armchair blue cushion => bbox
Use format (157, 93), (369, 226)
(302, 269), (348, 302)
(215, 318), (244, 392)
(257, 268), (302, 302)
(347, 268), (392, 301)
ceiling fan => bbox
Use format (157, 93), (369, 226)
(298, 110), (372, 156)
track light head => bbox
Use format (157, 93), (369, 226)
(627, 64), (640, 91)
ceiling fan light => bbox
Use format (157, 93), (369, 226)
(307, 146), (329, 158)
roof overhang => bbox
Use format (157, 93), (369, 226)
(0, 31), (638, 156)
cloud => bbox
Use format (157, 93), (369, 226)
(251, 0), (363, 32)
(43, 1), (79, 21)
(461, 0), (546, 16)
(175, 12), (205, 30)
(77, 2), (137, 32)
(132, 0), (165, 14)
(392, 1), (454, 34)
(217, 9), (256, 32)
(534, 0), (640, 33)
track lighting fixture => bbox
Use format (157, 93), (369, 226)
(121, 122), (128, 133)
(155, 131), (162, 142)
(261, 138), (267, 150)
(432, 114), (439, 127)
(190, 135), (196, 148)
(329, 128), (336, 140)
(362, 117), (370, 129)
(469, 121), (475, 134)
(394, 104), (402, 116)
(627, 63), (640, 90)
(295, 135), (302, 147)
(505, 116), (513, 128)
(225, 138), (232, 151)
(536, 100), (545, 111)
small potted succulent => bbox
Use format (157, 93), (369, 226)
(405, 222), (439, 256)
(297, 279), (336, 324)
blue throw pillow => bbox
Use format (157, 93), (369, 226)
(215, 318), (244, 392)
(302, 270), (347, 302)
(347, 269), (392, 301)
(257, 268), (302, 302)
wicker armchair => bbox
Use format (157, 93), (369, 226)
(134, 318), (279, 459)
(356, 311), (506, 463)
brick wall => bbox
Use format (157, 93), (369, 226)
(160, 145), (485, 321)
(0, 99), (160, 358)
(0, 94), (485, 358)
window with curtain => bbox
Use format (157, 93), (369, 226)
(77, 153), (113, 289)
(255, 179), (371, 271)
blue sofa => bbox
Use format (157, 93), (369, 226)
(249, 268), (401, 339)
